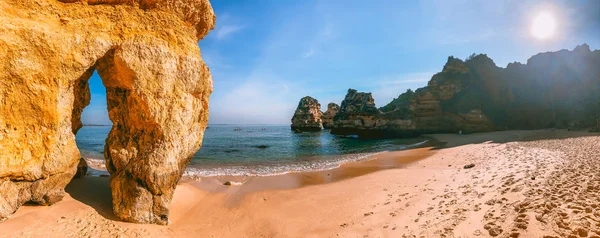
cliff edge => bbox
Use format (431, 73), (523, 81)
(330, 45), (600, 138)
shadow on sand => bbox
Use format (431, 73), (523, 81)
(427, 129), (598, 150)
(65, 175), (119, 221)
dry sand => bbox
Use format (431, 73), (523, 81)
(1, 129), (599, 238)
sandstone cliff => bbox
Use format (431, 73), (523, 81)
(321, 103), (340, 129)
(291, 96), (323, 131)
(330, 45), (600, 138)
(0, 0), (215, 225)
(331, 89), (421, 138)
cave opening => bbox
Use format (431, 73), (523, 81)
(74, 69), (111, 163)
(70, 48), (141, 175)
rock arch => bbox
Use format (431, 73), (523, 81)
(0, 0), (215, 225)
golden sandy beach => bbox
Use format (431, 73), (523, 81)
(1, 129), (599, 238)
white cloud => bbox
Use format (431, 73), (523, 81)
(208, 71), (436, 124)
(301, 23), (334, 59)
(209, 79), (299, 124)
(303, 48), (315, 58)
(215, 25), (243, 40)
(321, 22), (334, 39)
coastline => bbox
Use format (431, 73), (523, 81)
(2, 129), (598, 237)
(188, 146), (436, 194)
(83, 141), (437, 193)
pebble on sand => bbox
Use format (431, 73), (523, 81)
(224, 181), (243, 186)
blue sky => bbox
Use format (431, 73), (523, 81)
(82, 0), (599, 125)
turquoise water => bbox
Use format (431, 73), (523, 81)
(76, 125), (428, 176)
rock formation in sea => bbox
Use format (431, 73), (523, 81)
(331, 89), (424, 138)
(321, 103), (340, 129)
(0, 0), (215, 225)
(291, 96), (323, 131)
(331, 44), (600, 138)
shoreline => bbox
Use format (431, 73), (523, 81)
(189, 146), (437, 194)
(83, 138), (439, 193)
(81, 129), (594, 195)
(85, 137), (437, 180)
(2, 129), (599, 237)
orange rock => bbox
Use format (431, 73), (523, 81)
(73, 158), (89, 179)
(0, 0), (215, 225)
(291, 96), (323, 131)
(321, 103), (340, 129)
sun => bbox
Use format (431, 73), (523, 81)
(531, 11), (557, 40)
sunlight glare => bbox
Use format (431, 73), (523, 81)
(531, 11), (556, 40)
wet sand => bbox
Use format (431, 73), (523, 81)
(191, 146), (436, 195)
(1, 129), (599, 237)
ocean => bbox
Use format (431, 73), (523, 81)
(75, 124), (428, 177)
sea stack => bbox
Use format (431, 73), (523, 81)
(0, 0), (215, 225)
(291, 96), (323, 131)
(331, 89), (396, 138)
(322, 103), (340, 129)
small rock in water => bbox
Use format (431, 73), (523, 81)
(463, 164), (475, 169)
(255, 145), (269, 149)
(224, 181), (243, 186)
(73, 158), (88, 179)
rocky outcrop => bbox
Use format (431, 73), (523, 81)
(73, 158), (89, 179)
(321, 103), (340, 129)
(331, 45), (600, 138)
(331, 89), (421, 138)
(291, 96), (323, 131)
(0, 0), (215, 225)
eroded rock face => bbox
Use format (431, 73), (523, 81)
(73, 158), (88, 179)
(0, 0), (215, 224)
(321, 103), (340, 129)
(291, 96), (323, 131)
(331, 45), (600, 138)
(59, 0), (215, 40)
(331, 89), (418, 138)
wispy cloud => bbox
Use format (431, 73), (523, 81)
(321, 22), (334, 39)
(300, 22), (334, 59)
(303, 48), (315, 58)
(215, 25), (243, 40)
(437, 29), (497, 45)
(209, 78), (298, 124)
